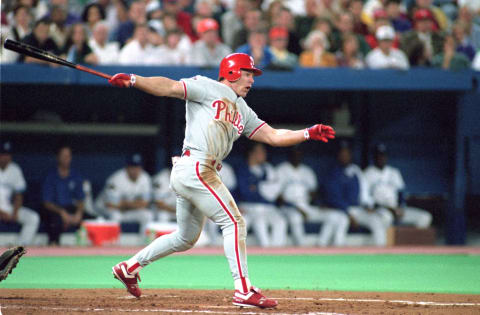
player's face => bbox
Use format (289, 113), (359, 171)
(0, 154), (12, 169)
(57, 147), (72, 168)
(337, 147), (352, 166)
(127, 166), (142, 181)
(231, 70), (255, 97)
(375, 153), (387, 169)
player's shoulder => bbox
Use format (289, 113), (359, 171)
(364, 165), (377, 174)
(109, 168), (126, 182)
(6, 162), (22, 173)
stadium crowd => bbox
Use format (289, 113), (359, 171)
(0, 139), (432, 247)
(1, 0), (480, 70)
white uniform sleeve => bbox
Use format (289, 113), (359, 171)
(391, 167), (405, 191)
(304, 165), (318, 191)
(181, 76), (207, 102)
(13, 165), (27, 193)
(105, 175), (121, 205)
(242, 104), (265, 138)
(139, 173), (152, 202)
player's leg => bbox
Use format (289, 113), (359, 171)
(264, 204), (287, 247)
(240, 203), (271, 247)
(398, 207), (432, 228)
(281, 206), (307, 246)
(16, 207), (40, 246)
(348, 206), (388, 246)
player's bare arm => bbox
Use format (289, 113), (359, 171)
(109, 74), (185, 99)
(251, 123), (336, 147)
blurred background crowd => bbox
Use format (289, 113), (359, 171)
(1, 0), (480, 71)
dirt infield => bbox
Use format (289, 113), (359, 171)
(1, 289), (479, 314)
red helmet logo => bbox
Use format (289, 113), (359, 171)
(219, 53), (262, 82)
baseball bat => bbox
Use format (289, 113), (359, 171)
(3, 39), (112, 80)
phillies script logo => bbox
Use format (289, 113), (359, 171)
(212, 100), (244, 134)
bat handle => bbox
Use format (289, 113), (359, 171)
(76, 65), (112, 80)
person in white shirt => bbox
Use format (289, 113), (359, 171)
(0, 141), (40, 245)
(119, 23), (154, 65)
(149, 29), (190, 65)
(88, 22), (120, 65)
(364, 144), (432, 229)
(152, 167), (176, 223)
(473, 51), (480, 71)
(189, 18), (232, 67)
(366, 25), (409, 70)
(277, 146), (349, 246)
(96, 153), (154, 237)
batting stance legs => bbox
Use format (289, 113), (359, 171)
(114, 157), (251, 296)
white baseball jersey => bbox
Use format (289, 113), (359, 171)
(180, 75), (265, 161)
(364, 165), (405, 208)
(253, 162), (283, 203)
(0, 162), (26, 213)
(102, 168), (152, 206)
(276, 162), (317, 205)
(152, 168), (176, 208)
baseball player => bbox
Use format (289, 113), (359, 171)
(152, 167), (177, 222)
(363, 144), (432, 228)
(95, 153), (154, 238)
(0, 141), (40, 246)
(276, 146), (349, 246)
(108, 53), (335, 308)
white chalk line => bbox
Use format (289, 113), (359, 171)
(0, 305), (346, 315)
(274, 297), (480, 307)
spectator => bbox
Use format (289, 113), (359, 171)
(366, 25), (409, 69)
(95, 153), (154, 239)
(114, 0), (147, 47)
(452, 22), (476, 61)
(473, 51), (480, 71)
(410, 0), (450, 32)
(189, 18), (231, 67)
(48, 4), (70, 52)
(364, 144), (432, 229)
(295, 0), (320, 41)
(331, 12), (370, 57)
(401, 8), (444, 65)
(162, 12), (194, 52)
(8, 5), (32, 42)
(362, 0), (386, 27)
(0, 140), (40, 246)
(431, 34), (470, 71)
(456, 6), (480, 52)
(152, 28), (189, 65)
(262, 0), (308, 17)
(277, 146), (349, 246)
(232, 9), (264, 50)
(324, 142), (392, 247)
(146, 0), (163, 22)
(221, 0), (251, 48)
(349, 0), (369, 36)
(336, 32), (365, 68)
(147, 21), (165, 48)
(65, 23), (98, 65)
(364, 9), (401, 49)
(42, 0), (79, 26)
(42, 145), (87, 246)
(236, 143), (287, 247)
(268, 26), (297, 69)
(270, 6), (301, 55)
(119, 23), (154, 65)
(21, 19), (61, 65)
(163, 0), (196, 42)
(385, 0), (412, 33)
(299, 30), (337, 67)
(237, 29), (273, 69)
(88, 21), (120, 65)
(81, 2), (106, 36)
(152, 167), (176, 223)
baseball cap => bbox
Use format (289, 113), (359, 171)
(196, 18), (219, 34)
(414, 8), (434, 21)
(0, 141), (12, 154)
(376, 25), (395, 40)
(373, 9), (388, 20)
(269, 27), (288, 40)
(374, 143), (387, 154)
(126, 153), (143, 166)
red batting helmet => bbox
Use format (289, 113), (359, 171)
(218, 53), (262, 82)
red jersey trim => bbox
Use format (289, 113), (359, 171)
(182, 81), (187, 100)
(248, 122), (266, 139)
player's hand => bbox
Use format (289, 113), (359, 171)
(305, 124), (335, 142)
(108, 73), (135, 88)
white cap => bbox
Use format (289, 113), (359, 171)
(376, 25), (395, 41)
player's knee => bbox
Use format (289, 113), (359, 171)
(173, 234), (197, 252)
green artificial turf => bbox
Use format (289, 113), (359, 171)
(1, 254), (479, 294)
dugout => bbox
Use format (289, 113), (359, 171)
(1, 65), (479, 245)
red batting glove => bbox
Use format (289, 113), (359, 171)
(108, 73), (136, 88)
(305, 124), (336, 142)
